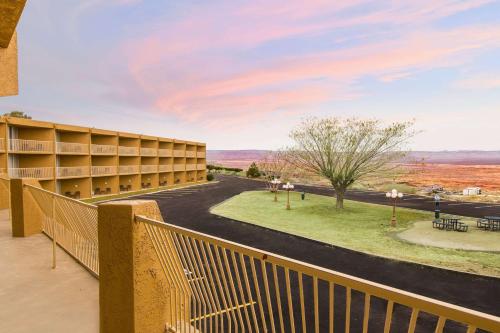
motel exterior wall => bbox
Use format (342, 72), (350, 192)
(0, 116), (207, 198)
(0, 0), (27, 97)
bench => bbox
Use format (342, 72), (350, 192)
(433, 218), (468, 232)
(455, 222), (468, 232)
(477, 218), (489, 229)
(432, 220), (446, 230)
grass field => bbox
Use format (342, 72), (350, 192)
(211, 191), (500, 277)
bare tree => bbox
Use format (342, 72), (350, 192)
(258, 150), (292, 191)
(286, 117), (415, 209)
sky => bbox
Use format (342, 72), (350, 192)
(1, 0), (500, 150)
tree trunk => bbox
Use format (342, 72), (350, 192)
(335, 188), (345, 209)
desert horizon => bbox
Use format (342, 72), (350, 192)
(208, 150), (500, 193)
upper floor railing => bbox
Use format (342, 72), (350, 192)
(197, 164), (206, 170)
(8, 167), (54, 179)
(24, 184), (99, 275)
(10, 181), (500, 333)
(173, 165), (185, 172)
(185, 151), (196, 158)
(0, 138), (5, 152)
(91, 166), (117, 176)
(140, 147), (157, 156)
(56, 166), (90, 178)
(135, 215), (500, 333)
(173, 150), (185, 158)
(196, 151), (206, 158)
(141, 165), (158, 174)
(9, 139), (53, 153)
(186, 164), (197, 171)
(119, 165), (140, 175)
(118, 146), (139, 156)
(56, 142), (89, 154)
(158, 148), (172, 157)
(91, 144), (117, 155)
(159, 164), (173, 172)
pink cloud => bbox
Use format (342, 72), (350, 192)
(454, 75), (500, 90)
(105, 1), (500, 127)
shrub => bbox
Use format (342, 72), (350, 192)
(246, 162), (261, 178)
(206, 173), (214, 181)
(207, 164), (242, 173)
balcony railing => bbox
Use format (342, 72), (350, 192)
(141, 165), (157, 173)
(158, 149), (172, 157)
(134, 214), (500, 333)
(0, 138), (5, 152)
(196, 164), (206, 170)
(118, 146), (139, 156)
(91, 144), (117, 155)
(173, 165), (185, 172)
(8, 167), (54, 179)
(185, 151), (196, 158)
(119, 165), (140, 175)
(9, 139), (53, 153)
(0, 168), (7, 176)
(140, 147), (157, 156)
(158, 165), (173, 172)
(173, 150), (185, 157)
(56, 142), (89, 154)
(56, 166), (90, 178)
(196, 151), (206, 158)
(91, 166), (117, 176)
(186, 164), (196, 171)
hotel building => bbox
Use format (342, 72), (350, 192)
(0, 116), (207, 198)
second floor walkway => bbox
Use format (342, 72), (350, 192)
(0, 210), (98, 333)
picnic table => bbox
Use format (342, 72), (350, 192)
(432, 217), (468, 232)
(477, 216), (500, 231)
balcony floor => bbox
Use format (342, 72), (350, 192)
(0, 210), (98, 333)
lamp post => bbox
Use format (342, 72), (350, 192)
(270, 179), (282, 202)
(434, 194), (441, 221)
(283, 182), (294, 210)
(386, 189), (403, 227)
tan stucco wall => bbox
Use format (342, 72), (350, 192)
(1, 117), (207, 198)
(98, 200), (187, 333)
(0, 180), (9, 209)
(119, 174), (140, 191)
(10, 178), (44, 237)
(92, 175), (118, 195)
(141, 173), (158, 188)
(58, 131), (89, 144)
(0, 31), (18, 97)
(59, 177), (91, 198)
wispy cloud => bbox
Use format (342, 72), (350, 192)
(455, 74), (500, 89)
(4, 0), (500, 150)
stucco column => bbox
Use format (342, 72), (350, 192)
(10, 178), (44, 237)
(98, 200), (172, 333)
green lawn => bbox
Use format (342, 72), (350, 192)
(211, 191), (500, 277)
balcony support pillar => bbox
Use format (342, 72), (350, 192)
(10, 178), (44, 237)
(98, 200), (175, 333)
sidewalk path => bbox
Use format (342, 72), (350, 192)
(0, 210), (98, 333)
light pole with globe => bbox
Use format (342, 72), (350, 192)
(283, 182), (295, 210)
(270, 178), (282, 202)
(386, 189), (403, 227)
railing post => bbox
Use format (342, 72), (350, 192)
(51, 196), (56, 269)
(10, 178), (44, 237)
(98, 200), (171, 333)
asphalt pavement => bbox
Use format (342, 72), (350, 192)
(130, 174), (499, 331)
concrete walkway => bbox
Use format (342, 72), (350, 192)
(0, 210), (98, 333)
